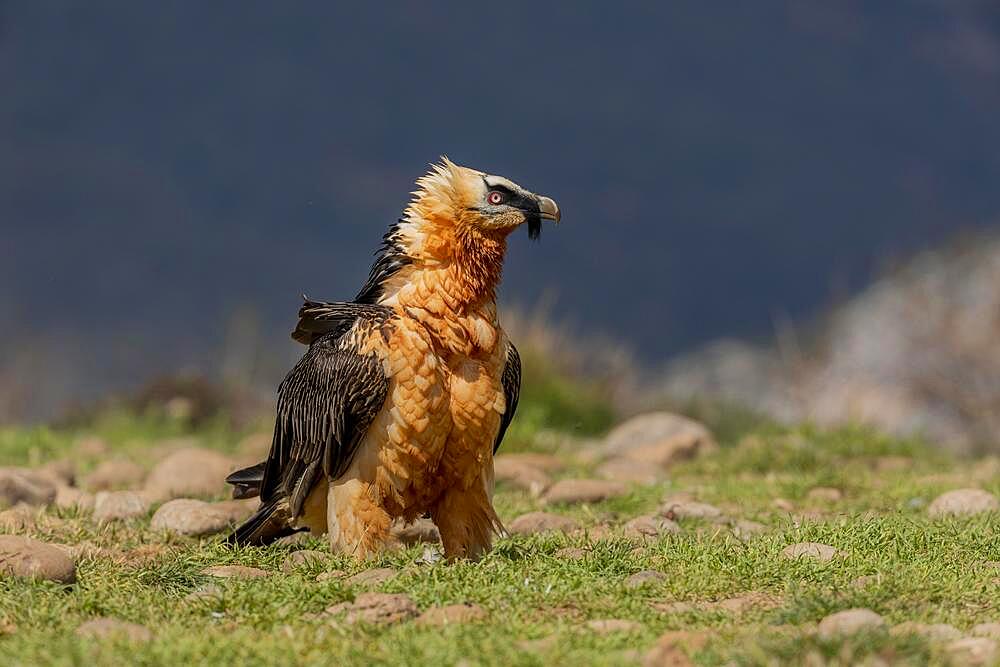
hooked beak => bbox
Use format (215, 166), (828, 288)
(537, 195), (561, 222)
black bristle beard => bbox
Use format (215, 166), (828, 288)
(526, 214), (541, 241)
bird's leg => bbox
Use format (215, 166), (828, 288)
(326, 478), (391, 560)
(431, 481), (501, 561)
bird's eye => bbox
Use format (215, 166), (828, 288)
(487, 191), (504, 205)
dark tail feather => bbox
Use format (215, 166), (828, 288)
(226, 498), (304, 546)
(225, 461), (266, 500)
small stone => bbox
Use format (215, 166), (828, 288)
(928, 489), (1000, 518)
(891, 622), (962, 641)
(316, 570), (347, 582)
(625, 570), (667, 589)
(572, 524), (613, 543)
(944, 638), (999, 666)
(390, 518), (440, 546)
(281, 550), (330, 572)
(554, 547), (588, 560)
(806, 487), (843, 502)
(623, 515), (681, 541)
(83, 460), (146, 491)
(596, 458), (663, 485)
(0, 535), (76, 583)
(730, 520), (768, 540)
(325, 592), (418, 625)
(211, 499), (257, 523)
(345, 567), (397, 587)
(92, 491), (150, 523)
(817, 608), (885, 638)
(38, 460), (76, 487)
(660, 499), (724, 521)
(493, 459), (552, 496)
(493, 453), (565, 473)
(0, 506), (35, 533)
(144, 448), (236, 501)
(603, 412), (716, 469)
(76, 618), (152, 642)
(972, 623), (1000, 639)
(276, 532), (311, 547)
(542, 479), (627, 505)
(781, 542), (844, 562)
(0, 468), (57, 507)
(54, 486), (95, 512)
(416, 603), (487, 626)
(585, 619), (642, 634)
(202, 565), (269, 579)
(150, 499), (234, 536)
(507, 512), (580, 535)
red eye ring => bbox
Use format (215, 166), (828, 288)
(487, 191), (504, 205)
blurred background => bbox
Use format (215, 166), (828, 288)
(3, 2), (1000, 453)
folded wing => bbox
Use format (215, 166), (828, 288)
(228, 302), (392, 545)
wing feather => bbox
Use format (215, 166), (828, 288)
(493, 341), (521, 454)
(261, 305), (391, 515)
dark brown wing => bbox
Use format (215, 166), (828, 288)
(292, 298), (386, 345)
(229, 305), (391, 545)
(493, 341), (521, 454)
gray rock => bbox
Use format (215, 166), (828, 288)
(76, 618), (152, 642)
(0, 468), (57, 507)
(345, 567), (397, 587)
(625, 570), (667, 589)
(0, 506), (35, 533)
(54, 486), (95, 512)
(781, 542), (845, 562)
(0, 535), (76, 583)
(542, 479), (627, 505)
(281, 550), (330, 572)
(92, 491), (150, 523)
(506, 511), (580, 535)
(493, 458), (552, 496)
(144, 448), (236, 501)
(928, 489), (999, 518)
(150, 498), (234, 536)
(83, 460), (146, 492)
(202, 565), (269, 579)
(603, 412), (716, 468)
(623, 515), (681, 541)
(944, 637), (999, 666)
(325, 592), (418, 625)
(660, 498), (724, 521)
(817, 608), (885, 638)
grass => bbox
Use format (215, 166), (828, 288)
(1, 409), (999, 665)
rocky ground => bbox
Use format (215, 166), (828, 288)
(1, 412), (999, 666)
